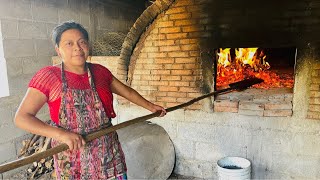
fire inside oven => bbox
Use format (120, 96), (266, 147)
(213, 47), (296, 90)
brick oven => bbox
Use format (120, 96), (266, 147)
(114, 0), (320, 179)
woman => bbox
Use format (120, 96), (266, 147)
(14, 21), (166, 179)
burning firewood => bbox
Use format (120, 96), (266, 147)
(19, 121), (55, 179)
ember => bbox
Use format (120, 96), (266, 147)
(216, 48), (294, 89)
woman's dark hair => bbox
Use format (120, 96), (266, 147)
(52, 21), (89, 47)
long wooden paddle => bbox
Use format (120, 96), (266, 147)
(0, 78), (263, 173)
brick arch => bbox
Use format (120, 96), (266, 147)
(117, 0), (175, 84)
(118, 0), (214, 110)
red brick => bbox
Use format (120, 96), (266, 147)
(157, 21), (174, 27)
(144, 64), (163, 69)
(311, 77), (320, 84)
(214, 106), (238, 113)
(184, 64), (199, 69)
(168, 52), (189, 57)
(265, 102), (292, 110)
(160, 45), (181, 52)
(175, 19), (197, 26)
(181, 44), (199, 51)
(307, 111), (320, 119)
(181, 76), (196, 81)
(239, 101), (264, 110)
(169, 13), (191, 20)
(168, 92), (187, 98)
(139, 86), (158, 91)
(151, 70), (171, 75)
(154, 58), (174, 64)
(214, 100), (239, 108)
(153, 40), (175, 46)
(157, 96), (177, 103)
(309, 98), (320, 104)
(166, 33), (188, 39)
(309, 104), (320, 111)
(175, 57), (197, 63)
(141, 76), (160, 81)
(149, 81), (169, 86)
(161, 75), (181, 81)
(176, 38), (199, 45)
(159, 86), (179, 92)
(166, 7), (186, 14)
(310, 84), (320, 91)
(164, 64), (184, 69)
(160, 27), (181, 33)
(171, 70), (193, 75)
(169, 81), (190, 86)
(263, 110), (292, 117)
(148, 52), (167, 58)
(310, 91), (320, 98)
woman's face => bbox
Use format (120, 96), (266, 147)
(55, 29), (89, 67)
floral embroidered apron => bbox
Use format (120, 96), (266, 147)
(51, 63), (127, 180)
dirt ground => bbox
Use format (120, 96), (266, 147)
(8, 170), (199, 180)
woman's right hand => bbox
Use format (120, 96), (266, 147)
(56, 130), (86, 151)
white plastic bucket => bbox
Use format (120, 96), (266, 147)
(217, 156), (251, 180)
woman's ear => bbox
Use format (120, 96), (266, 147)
(55, 45), (61, 58)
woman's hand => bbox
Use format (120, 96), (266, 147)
(150, 104), (167, 117)
(56, 130), (86, 151)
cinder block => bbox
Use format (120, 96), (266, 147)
(35, 39), (56, 56)
(6, 57), (23, 77)
(3, 39), (35, 58)
(1, 20), (19, 39)
(22, 56), (51, 75)
(32, 6), (58, 22)
(18, 21), (47, 39)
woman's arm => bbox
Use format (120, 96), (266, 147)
(110, 76), (166, 116)
(14, 88), (85, 150)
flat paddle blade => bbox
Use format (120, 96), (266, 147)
(228, 78), (264, 90)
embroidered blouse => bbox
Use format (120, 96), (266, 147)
(28, 63), (116, 125)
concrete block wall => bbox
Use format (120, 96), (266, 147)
(0, 0), (143, 177)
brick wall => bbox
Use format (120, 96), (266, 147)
(123, 0), (209, 110)
(307, 63), (320, 119)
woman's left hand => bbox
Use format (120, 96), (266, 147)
(150, 104), (167, 117)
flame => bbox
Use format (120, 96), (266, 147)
(216, 48), (294, 89)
